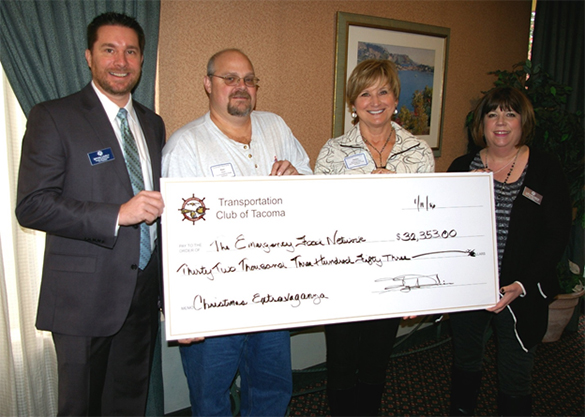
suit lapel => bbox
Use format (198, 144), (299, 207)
(79, 84), (135, 196)
(134, 103), (162, 192)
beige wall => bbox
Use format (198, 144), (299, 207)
(158, 0), (532, 172)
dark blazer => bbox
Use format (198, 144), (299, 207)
(448, 148), (572, 348)
(16, 83), (165, 337)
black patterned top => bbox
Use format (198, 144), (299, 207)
(448, 148), (572, 349)
(470, 153), (527, 273)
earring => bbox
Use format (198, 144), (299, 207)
(351, 109), (357, 119)
(394, 104), (398, 115)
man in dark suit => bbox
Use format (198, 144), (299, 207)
(15, 12), (165, 416)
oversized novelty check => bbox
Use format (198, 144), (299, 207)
(161, 173), (499, 340)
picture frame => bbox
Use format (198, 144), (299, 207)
(333, 12), (450, 156)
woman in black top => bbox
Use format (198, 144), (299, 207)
(447, 87), (571, 416)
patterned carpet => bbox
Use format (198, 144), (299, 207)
(288, 315), (585, 416)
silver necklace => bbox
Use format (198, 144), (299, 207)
(484, 151), (518, 174)
(485, 148), (521, 205)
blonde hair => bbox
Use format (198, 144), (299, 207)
(346, 59), (400, 125)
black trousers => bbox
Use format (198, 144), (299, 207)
(52, 255), (160, 416)
(450, 307), (537, 396)
(325, 317), (401, 389)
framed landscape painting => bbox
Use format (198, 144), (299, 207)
(333, 12), (450, 156)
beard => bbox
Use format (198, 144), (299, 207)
(93, 68), (141, 99)
(227, 90), (253, 117)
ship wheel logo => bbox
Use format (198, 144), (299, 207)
(179, 194), (209, 225)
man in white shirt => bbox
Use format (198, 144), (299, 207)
(163, 48), (311, 416)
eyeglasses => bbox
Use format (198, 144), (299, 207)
(209, 74), (260, 88)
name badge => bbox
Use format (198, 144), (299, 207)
(88, 148), (115, 166)
(522, 186), (543, 205)
(210, 163), (236, 177)
(344, 153), (368, 170)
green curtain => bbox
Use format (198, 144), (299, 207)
(532, 0), (584, 117)
(533, 0), (584, 331)
(0, 0), (160, 114)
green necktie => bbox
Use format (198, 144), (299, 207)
(117, 108), (151, 269)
